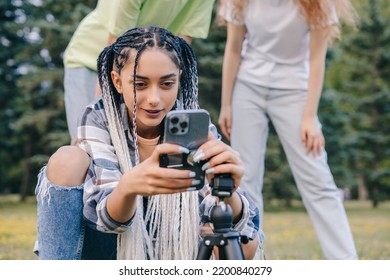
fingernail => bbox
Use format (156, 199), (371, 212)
(179, 146), (190, 154)
(201, 162), (210, 171)
(191, 179), (201, 186)
(205, 168), (214, 174)
(193, 150), (205, 162)
(189, 171), (196, 178)
(186, 187), (197, 191)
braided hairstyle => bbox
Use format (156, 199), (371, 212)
(96, 26), (201, 260)
(97, 26), (199, 170)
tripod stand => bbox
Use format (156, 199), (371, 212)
(196, 174), (248, 260)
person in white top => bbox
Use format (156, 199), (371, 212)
(217, 0), (358, 259)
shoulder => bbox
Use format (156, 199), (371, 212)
(79, 97), (108, 130)
(218, 0), (247, 26)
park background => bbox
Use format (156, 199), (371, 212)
(0, 0), (389, 259)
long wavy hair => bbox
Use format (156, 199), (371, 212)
(217, 0), (358, 43)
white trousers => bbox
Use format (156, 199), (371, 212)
(64, 67), (98, 142)
(230, 79), (358, 259)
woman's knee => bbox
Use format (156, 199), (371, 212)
(47, 146), (90, 186)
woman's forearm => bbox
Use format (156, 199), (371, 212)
(304, 28), (329, 119)
(221, 24), (246, 107)
(106, 174), (138, 224)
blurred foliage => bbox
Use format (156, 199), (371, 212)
(0, 0), (97, 199)
(323, 0), (390, 207)
(0, 0), (389, 206)
(0, 0), (25, 194)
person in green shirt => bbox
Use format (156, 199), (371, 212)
(63, 0), (215, 142)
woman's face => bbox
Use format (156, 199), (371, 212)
(111, 48), (180, 139)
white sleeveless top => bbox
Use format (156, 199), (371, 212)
(220, 0), (338, 90)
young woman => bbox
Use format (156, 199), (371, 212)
(217, 0), (358, 259)
(35, 26), (261, 260)
(63, 0), (215, 143)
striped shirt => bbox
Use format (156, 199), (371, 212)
(77, 97), (262, 241)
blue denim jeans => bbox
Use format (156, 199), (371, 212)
(34, 167), (117, 260)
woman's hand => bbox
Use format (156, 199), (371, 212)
(121, 143), (199, 197)
(300, 116), (325, 157)
(108, 143), (203, 224)
(192, 134), (244, 188)
(218, 105), (232, 140)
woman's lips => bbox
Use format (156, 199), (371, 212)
(143, 109), (163, 118)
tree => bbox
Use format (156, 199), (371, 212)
(325, 0), (390, 207)
(2, 0), (97, 199)
(0, 0), (25, 193)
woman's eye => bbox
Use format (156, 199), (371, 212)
(135, 81), (146, 88)
(162, 81), (175, 88)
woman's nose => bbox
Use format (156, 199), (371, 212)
(147, 86), (160, 106)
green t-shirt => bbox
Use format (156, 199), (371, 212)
(64, 0), (215, 71)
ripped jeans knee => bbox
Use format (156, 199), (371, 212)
(34, 166), (85, 260)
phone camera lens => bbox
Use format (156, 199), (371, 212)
(171, 116), (179, 124)
(180, 121), (188, 129)
(170, 127), (179, 134)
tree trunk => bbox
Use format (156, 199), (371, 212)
(20, 130), (33, 202)
(357, 174), (368, 201)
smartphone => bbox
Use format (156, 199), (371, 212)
(159, 109), (210, 190)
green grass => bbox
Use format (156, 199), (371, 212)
(0, 195), (38, 260)
(0, 195), (389, 260)
(263, 200), (390, 259)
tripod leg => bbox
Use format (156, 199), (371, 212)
(196, 238), (214, 260)
(219, 238), (245, 260)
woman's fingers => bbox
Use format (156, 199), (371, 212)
(151, 143), (189, 162)
(130, 168), (200, 196)
(140, 179), (196, 195)
(304, 133), (325, 157)
(300, 118), (325, 158)
(192, 139), (243, 186)
(128, 151), (201, 196)
(218, 115), (231, 140)
(196, 140), (240, 164)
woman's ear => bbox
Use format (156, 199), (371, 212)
(111, 70), (123, 94)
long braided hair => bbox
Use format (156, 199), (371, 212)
(97, 26), (200, 260)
